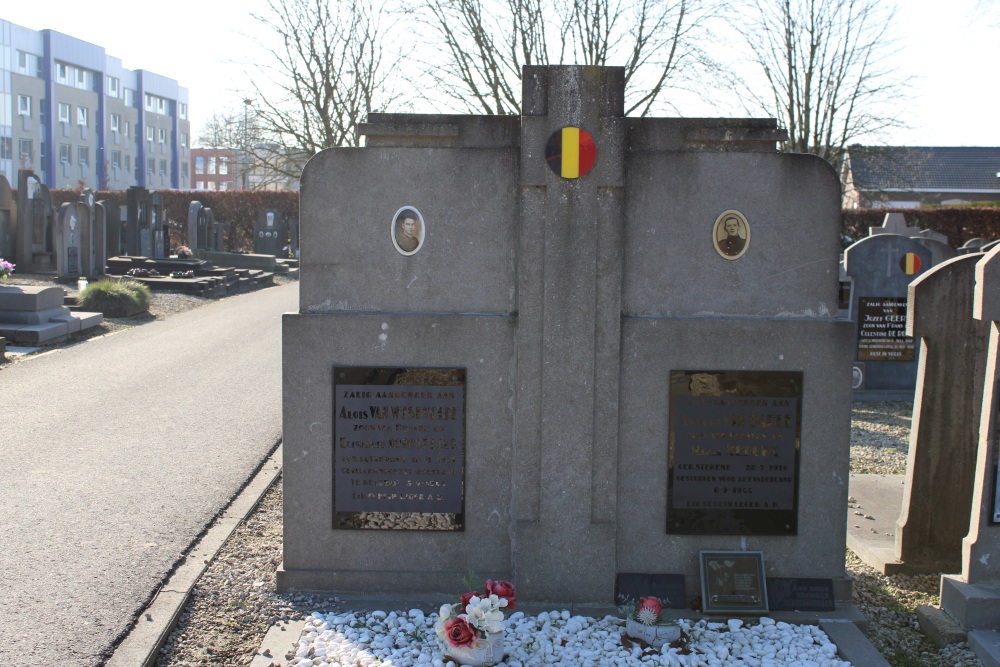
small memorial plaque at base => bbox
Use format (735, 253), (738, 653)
(332, 366), (465, 531)
(699, 550), (768, 615)
(615, 573), (686, 609)
(765, 577), (835, 612)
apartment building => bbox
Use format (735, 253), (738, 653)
(0, 19), (190, 190)
(192, 147), (237, 191)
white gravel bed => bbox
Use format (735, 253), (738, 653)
(291, 610), (851, 667)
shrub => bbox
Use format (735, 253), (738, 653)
(79, 278), (151, 317)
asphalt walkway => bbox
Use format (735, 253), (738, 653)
(0, 282), (297, 666)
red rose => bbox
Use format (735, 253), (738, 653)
(486, 579), (517, 609)
(639, 596), (662, 618)
(445, 616), (479, 648)
(460, 591), (480, 610)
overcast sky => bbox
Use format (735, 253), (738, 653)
(3, 0), (997, 148)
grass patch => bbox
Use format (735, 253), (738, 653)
(79, 278), (151, 317)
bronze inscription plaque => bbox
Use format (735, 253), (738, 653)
(856, 297), (914, 362)
(333, 366), (465, 530)
(668, 370), (802, 535)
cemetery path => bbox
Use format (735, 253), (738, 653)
(0, 281), (297, 667)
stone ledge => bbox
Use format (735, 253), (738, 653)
(916, 604), (967, 646)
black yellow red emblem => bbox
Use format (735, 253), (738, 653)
(545, 127), (596, 178)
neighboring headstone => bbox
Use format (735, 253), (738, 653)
(912, 237), (957, 267)
(843, 234), (932, 392)
(55, 202), (89, 279)
(893, 254), (992, 573)
(125, 186), (149, 257)
(0, 175), (14, 259)
(15, 170), (55, 273)
(280, 65), (853, 605)
(916, 228), (950, 246)
(253, 209), (287, 256)
(111, 205), (126, 257)
(92, 201), (107, 276)
(869, 212), (917, 237)
(187, 201), (206, 250)
(960, 238), (988, 255)
(288, 215), (300, 258)
(150, 191), (167, 259)
(935, 247), (1000, 661)
(209, 211), (225, 252)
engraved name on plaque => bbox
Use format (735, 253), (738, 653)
(856, 297), (914, 362)
(333, 366), (465, 530)
(668, 370), (802, 535)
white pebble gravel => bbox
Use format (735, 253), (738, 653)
(287, 609), (855, 667)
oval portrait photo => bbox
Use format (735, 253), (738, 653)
(713, 210), (751, 260)
(391, 206), (425, 256)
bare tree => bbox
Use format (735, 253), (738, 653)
(407, 0), (720, 116)
(246, 0), (397, 180)
(733, 0), (910, 172)
(197, 111), (244, 148)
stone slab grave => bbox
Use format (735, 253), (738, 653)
(281, 65), (854, 618)
(0, 284), (102, 343)
(906, 246), (1000, 667)
(843, 229), (932, 394)
(14, 170), (55, 274)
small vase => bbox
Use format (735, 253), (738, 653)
(625, 617), (681, 647)
(445, 631), (504, 667)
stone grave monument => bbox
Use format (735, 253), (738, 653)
(125, 186), (149, 257)
(253, 209), (287, 256)
(281, 66), (853, 607)
(15, 170), (55, 273)
(91, 198), (107, 276)
(0, 175), (13, 258)
(891, 254), (992, 573)
(187, 201), (208, 250)
(149, 191), (167, 259)
(866, 213), (955, 266)
(843, 232), (932, 394)
(55, 201), (90, 279)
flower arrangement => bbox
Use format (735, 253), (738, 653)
(0, 258), (14, 281)
(125, 268), (160, 277)
(175, 246), (193, 259)
(619, 595), (670, 625)
(434, 578), (516, 650)
(169, 270), (195, 279)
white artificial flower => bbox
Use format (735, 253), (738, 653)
(466, 594), (506, 634)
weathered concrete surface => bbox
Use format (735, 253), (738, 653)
(0, 282), (296, 666)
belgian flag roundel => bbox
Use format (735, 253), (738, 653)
(899, 253), (922, 275)
(545, 127), (596, 179)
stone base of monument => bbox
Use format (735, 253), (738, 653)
(940, 576), (1000, 630)
(935, 577), (1000, 666)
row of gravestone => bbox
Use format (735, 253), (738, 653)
(0, 171), (300, 280)
(842, 212), (1000, 394)
(846, 244), (1000, 645)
